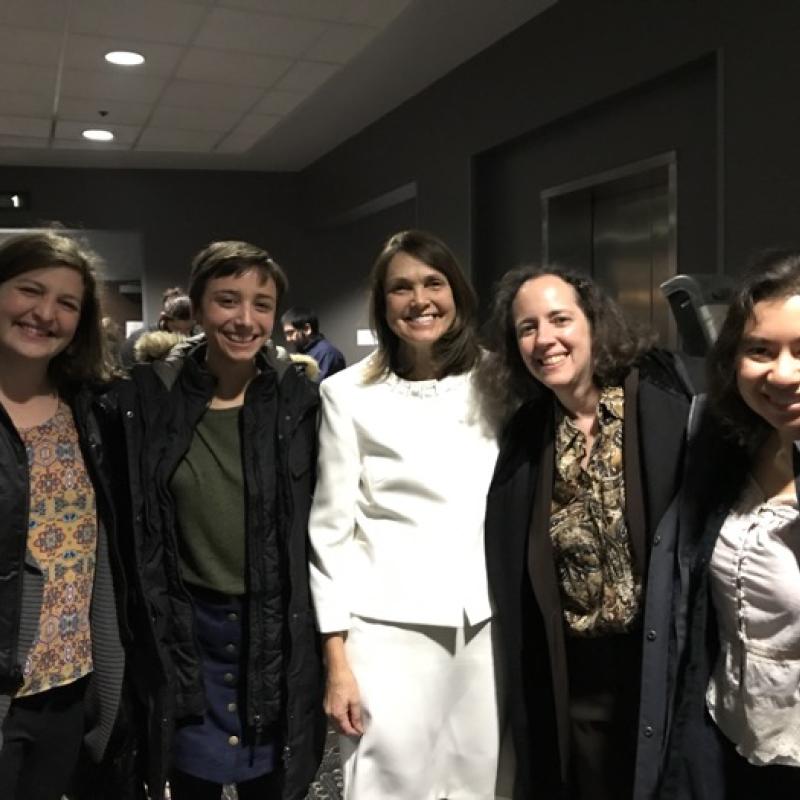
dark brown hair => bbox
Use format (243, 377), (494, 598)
(188, 240), (288, 310)
(480, 264), (653, 421)
(708, 248), (800, 448)
(365, 229), (480, 382)
(0, 231), (110, 389)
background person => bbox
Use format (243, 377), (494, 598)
(309, 230), (502, 799)
(0, 232), (127, 800)
(281, 306), (345, 380)
(114, 241), (324, 800)
(481, 265), (696, 800)
(661, 249), (800, 799)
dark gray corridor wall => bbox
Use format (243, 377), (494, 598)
(300, 0), (800, 304)
(0, 166), (302, 323)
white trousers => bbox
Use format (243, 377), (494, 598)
(339, 615), (502, 800)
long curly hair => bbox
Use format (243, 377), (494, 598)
(708, 248), (800, 450)
(479, 264), (653, 423)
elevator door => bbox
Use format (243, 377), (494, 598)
(544, 155), (676, 346)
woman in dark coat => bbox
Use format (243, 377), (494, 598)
(660, 250), (800, 799)
(482, 265), (696, 800)
(112, 241), (324, 800)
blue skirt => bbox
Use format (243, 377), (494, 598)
(171, 587), (277, 784)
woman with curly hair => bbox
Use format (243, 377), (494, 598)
(482, 265), (697, 800)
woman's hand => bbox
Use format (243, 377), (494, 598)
(322, 632), (364, 737)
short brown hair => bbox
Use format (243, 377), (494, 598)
(365, 229), (480, 382)
(188, 240), (288, 310)
(0, 231), (110, 389)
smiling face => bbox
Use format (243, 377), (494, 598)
(0, 266), (84, 368)
(512, 274), (595, 405)
(195, 268), (277, 371)
(383, 251), (456, 361)
(736, 294), (800, 441)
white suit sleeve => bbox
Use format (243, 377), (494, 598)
(308, 377), (361, 632)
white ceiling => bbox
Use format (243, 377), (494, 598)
(0, 0), (556, 171)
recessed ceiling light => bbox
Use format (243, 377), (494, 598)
(104, 50), (145, 66)
(82, 129), (114, 142)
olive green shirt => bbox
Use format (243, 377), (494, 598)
(171, 406), (246, 595)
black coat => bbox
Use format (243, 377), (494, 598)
(657, 412), (751, 800)
(0, 385), (133, 797)
(111, 341), (325, 799)
(485, 351), (695, 800)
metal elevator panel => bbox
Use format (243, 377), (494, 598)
(543, 153), (677, 347)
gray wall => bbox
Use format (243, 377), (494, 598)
(0, 167), (302, 325)
(300, 0), (800, 312)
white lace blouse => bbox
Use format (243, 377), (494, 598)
(706, 476), (800, 766)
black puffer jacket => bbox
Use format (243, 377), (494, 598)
(111, 340), (325, 799)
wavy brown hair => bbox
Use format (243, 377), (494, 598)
(365, 229), (481, 382)
(0, 231), (111, 390)
(480, 264), (653, 422)
(708, 248), (800, 449)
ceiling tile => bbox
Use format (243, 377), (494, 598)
(253, 89), (305, 115)
(0, 116), (50, 138)
(0, 28), (63, 67)
(235, 113), (281, 136)
(339, 0), (411, 26)
(60, 69), (167, 104)
(55, 119), (140, 144)
(0, 91), (53, 117)
(52, 138), (129, 151)
(196, 8), (327, 57)
(304, 23), (375, 64)
(71, 0), (208, 45)
(58, 97), (153, 126)
(215, 128), (264, 154)
(160, 79), (263, 112)
(64, 34), (184, 77)
(0, 0), (69, 30)
(177, 48), (291, 87)
(137, 127), (220, 151)
(218, 0), (347, 22)
(275, 61), (337, 93)
(0, 134), (49, 148)
(0, 63), (56, 95)
(149, 105), (243, 132)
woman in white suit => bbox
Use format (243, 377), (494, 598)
(309, 230), (501, 799)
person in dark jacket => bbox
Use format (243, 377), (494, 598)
(281, 307), (345, 380)
(481, 265), (696, 800)
(0, 231), (127, 800)
(660, 250), (800, 800)
(112, 240), (325, 800)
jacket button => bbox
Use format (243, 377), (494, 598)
(643, 725), (654, 738)
(228, 735), (240, 746)
(125, 410), (134, 419)
(646, 629), (657, 641)
(223, 672), (236, 685)
(225, 643), (236, 655)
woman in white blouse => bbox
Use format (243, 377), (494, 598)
(661, 249), (800, 799)
(309, 230), (501, 799)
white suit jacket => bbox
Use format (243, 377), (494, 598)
(309, 354), (498, 632)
